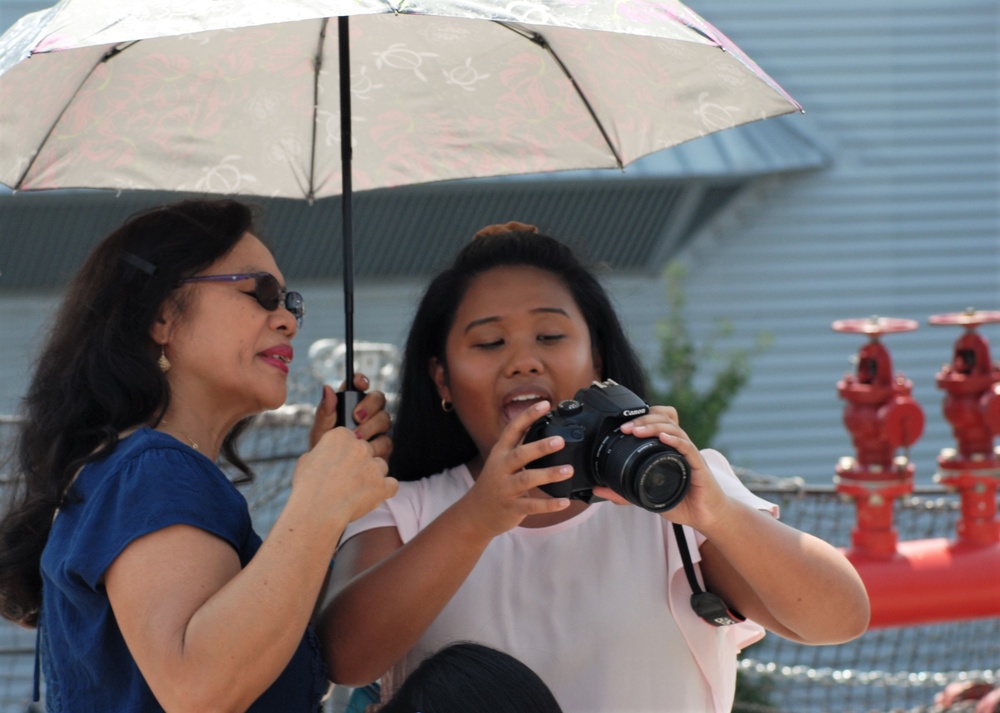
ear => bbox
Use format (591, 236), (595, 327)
(149, 300), (179, 347)
(429, 357), (452, 403)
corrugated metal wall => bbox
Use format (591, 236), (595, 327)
(626, 0), (1000, 481)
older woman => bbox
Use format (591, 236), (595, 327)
(0, 199), (398, 712)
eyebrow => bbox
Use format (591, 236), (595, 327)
(463, 307), (570, 334)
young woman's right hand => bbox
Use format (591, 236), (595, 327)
(456, 400), (572, 537)
(293, 427), (398, 530)
(309, 377), (393, 461)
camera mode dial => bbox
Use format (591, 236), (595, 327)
(555, 400), (583, 416)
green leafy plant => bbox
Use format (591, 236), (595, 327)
(650, 262), (771, 449)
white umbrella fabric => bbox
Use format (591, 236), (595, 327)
(0, 0), (801, 392)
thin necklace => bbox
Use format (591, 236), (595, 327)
(159, 419), (199, 451)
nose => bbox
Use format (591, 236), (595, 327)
(271, 304), (298, 339)
(504, 339), (543, 377)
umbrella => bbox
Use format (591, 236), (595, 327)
(0, 0), (802, 406)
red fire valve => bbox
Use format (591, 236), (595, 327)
(928, 310), (1000, 544)
(833, 317), (925, 471)
(929, 309), (1000, 459)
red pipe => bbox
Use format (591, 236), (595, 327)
(845, 537), (1000, 629)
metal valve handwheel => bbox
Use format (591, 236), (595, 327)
(928, 308), (1000, 328)
(832, 316), (919, 336)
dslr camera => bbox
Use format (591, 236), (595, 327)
(523, 380), (690, 513)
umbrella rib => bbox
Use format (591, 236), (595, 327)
(306, 19), (330, 203)
(498, 22), (623, 170)
(12, 42), (138, 190)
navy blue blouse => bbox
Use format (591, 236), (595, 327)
(39, 428), (328, 712)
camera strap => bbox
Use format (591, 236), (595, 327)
(672, 523), (745, 627)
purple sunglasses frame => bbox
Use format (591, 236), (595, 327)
(179, 272), (304, 326)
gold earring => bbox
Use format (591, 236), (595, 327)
(441, 399), (454, 413)
(157, 346), (171, 373)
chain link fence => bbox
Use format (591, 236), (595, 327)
(1, 407), (997, 713)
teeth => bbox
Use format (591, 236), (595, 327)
(511, 394), (543, 402)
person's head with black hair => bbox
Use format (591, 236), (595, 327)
(388, 223), (647, 481)
(379, 641), (563, 713)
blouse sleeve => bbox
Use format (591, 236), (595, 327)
(67, 445), (252, 589)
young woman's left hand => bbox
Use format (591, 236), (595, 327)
(589, 404), (728, 530)
(595, 404), (871, 645)
(309, 373), (393, 461)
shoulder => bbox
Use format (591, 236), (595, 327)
(342, 465), (472, 545)
(49, 429), (253, 587)
(75, 428), (238, 501)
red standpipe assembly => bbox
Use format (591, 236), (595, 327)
(832, 317), (925, 558)
(833, 313), (1000, 628)
(928, 309), (1000, 545)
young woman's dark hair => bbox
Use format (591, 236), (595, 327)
(389, 229), (648, 481)
(0, 198), (255, 626)
(379, 641), (563, 713)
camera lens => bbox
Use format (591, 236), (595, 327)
(597, 433), (690, 512)
(633, 451), (690, 510)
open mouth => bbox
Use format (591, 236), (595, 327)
(502, 392), (550, 422)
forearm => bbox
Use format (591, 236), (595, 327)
(697, 500), (870, 644)
(154, 498), (352, 711)
(321, 503), (494, 685)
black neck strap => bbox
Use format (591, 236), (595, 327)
(673, 523), (745, 627)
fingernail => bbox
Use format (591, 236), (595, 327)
(355, 431), (365, 439)
(559, 466), (572, 475)
(548, 438), (561, 448)
(355, 409), (368, 422)
(534, 401), (549, 412)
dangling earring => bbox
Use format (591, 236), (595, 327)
(158, 346), (171, 373)
(441, 399), (454, 413)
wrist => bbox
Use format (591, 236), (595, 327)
(442, 497), (499, 549)
(687, 496), (748, 541)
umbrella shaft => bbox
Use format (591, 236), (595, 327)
(339, 15), (354, 385)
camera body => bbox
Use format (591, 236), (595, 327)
(524, 380), (690, 512)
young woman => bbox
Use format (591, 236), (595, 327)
(0, 199), (398, 712)
(318, 224), (870, 713)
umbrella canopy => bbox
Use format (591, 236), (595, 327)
(0, 0), (801, 197)
(0, 0), (801, 396)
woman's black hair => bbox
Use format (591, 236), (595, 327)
(0, 198), (256, 626)
(379, 641), (563, 713)
(389, 229), (648, 481)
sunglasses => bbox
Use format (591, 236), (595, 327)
(179, 272), (305, 326)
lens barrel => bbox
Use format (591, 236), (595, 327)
(598, 433), (690, 512)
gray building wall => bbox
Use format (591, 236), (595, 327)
(648, 0), (1000, 481)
